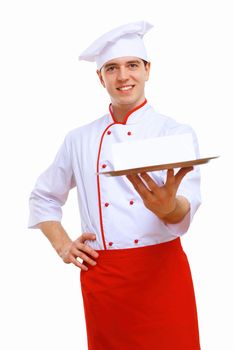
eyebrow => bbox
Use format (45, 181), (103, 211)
(104, 60), (142, 69)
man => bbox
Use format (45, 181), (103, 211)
(29, 21), (201, 349)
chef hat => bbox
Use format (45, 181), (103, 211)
(79, 21), (153, 70)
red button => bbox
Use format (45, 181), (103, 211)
(127, 131), (132, 136)
(130, 200), (134, 205)
(104, 202), (109, 207)
(134, 239), (139, 244)
(102, 164), (107, 168)
(109, 242), (113, 246)
(107, 130), (111, 135)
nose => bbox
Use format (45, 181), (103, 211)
(117, 67), (129, 81)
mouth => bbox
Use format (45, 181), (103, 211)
(116, 85), (135, 92)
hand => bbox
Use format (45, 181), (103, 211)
(60, 233), (99, 271)
(126, 167), (193, 220)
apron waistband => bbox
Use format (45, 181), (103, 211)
(94, 237), (182, 261)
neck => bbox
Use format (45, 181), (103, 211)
(111, 105), (131, 123)
(111, 98), (146, 123)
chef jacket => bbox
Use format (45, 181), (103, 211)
(28, 100), (201, 250)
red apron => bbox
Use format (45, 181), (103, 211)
(80, 237), (201, 350)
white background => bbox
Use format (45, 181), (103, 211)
(0, 0), (232, 349)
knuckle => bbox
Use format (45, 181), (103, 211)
(80, 233), (87, 241)
(75, 237), (81, 245)
(78, 251), (85, 259)
(74, 260), (87, 271)
(86, 247), (94, 255)
(81, 243), (91, 254)
(71, 258), (80, 267)
(80, 264), (87, 271)
(63, 258), (71, 264)
(89, 259), (96, 265)
(87, 255), (96, 264)
(92, 249), (99, 257)
(74, 260), (81, 268)
(77, 242), (85, 249)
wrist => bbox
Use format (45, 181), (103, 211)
(57, 240), (73, 259)
(158, 196), (190, 224)
(157, 199), (178, 221)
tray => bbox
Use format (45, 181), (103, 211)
(97, 156), (219, 177)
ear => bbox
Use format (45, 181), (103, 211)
(96, 70), (106, 88)
(145, 62), (151, 81)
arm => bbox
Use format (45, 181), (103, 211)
(29, 135), (99, 270)
(38, 221), (99, 271)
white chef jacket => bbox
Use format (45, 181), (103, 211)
(28, 100), (201, 250)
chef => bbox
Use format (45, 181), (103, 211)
(28, 21), (201, 349)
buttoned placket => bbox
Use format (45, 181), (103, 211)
(97, 100), (148, 250)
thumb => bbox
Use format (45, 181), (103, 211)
(80, 232), (96, 242)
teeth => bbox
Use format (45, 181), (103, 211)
(118, 86), (133, 91)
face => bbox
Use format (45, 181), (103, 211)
(97, 56), (151, 110)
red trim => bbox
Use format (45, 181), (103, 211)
(97, 99), (147, 250)
(96, 122), (115, 250)
(109, 99), (147, 124)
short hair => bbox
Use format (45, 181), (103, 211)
(142, 59), (149, 67)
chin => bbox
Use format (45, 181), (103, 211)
(117, 95), (139, 105)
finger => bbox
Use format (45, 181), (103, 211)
(70, 256), (88, 271)
(127, 174), (141, 189)
(165, 168), (175, 186)
(127, 174), (152, 199)
(74, 242), (99, 258)
(73, 249), (97, 266)
(175, 166), (193, 187)
(139, 172), (161, 194)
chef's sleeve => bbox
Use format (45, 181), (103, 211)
(162, 127), (202, 236)
(28, 135), (76, 229)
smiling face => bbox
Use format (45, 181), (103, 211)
(97, 56), (151, 112)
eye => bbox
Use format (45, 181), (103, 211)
(106, 66), (116, 72)
(128, 63), (138, 69)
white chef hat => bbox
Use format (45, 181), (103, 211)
(79, 21), (153, 70)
